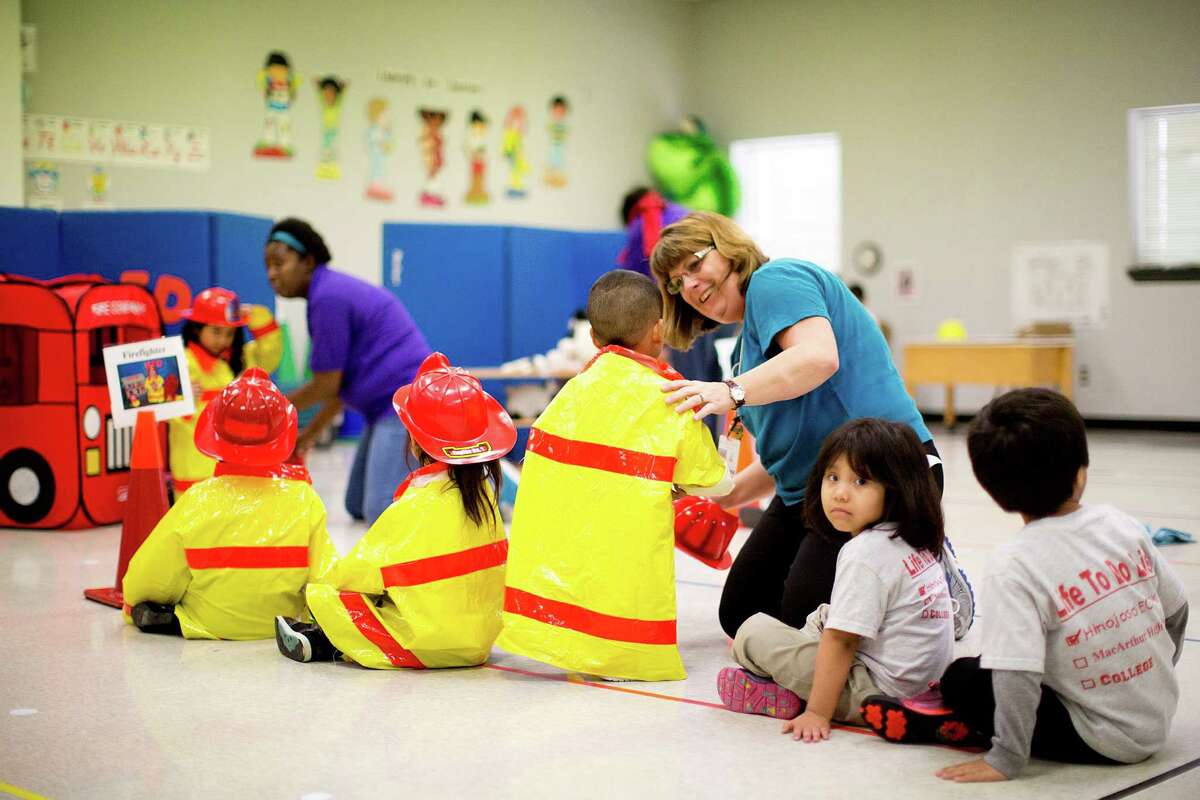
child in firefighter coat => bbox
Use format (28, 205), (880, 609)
(169, 287), (284, 493)
(496, 271), (731, 681)
(123, 368), (337, 640)
(275, 352), (517, 669)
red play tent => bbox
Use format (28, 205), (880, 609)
(0, 274), (163, 529)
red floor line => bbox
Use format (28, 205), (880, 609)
(481, 662), (873, 735)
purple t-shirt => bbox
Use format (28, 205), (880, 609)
(618, 201), (690, 276)
(306, 265), (431, 423)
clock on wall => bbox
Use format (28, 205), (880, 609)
(851, 241), (883, 276)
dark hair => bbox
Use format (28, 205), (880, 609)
(265, 51), (290, 69)
(318, 76), (344, 95)
(804, 418), (944, 554)
(586, 270), (661, 348)
(848, 282), (865, 302)
(411, 448), (502, 529)
(268, 217), (332, 264)
(550, 95), (569, 110)
(621, 187), (650, 226)
(967, 388), (1088, 518)
(181, 320), (245, 375)
(469, 110), (487, 125)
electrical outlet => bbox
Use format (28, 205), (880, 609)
(1079, 364), (1090, 387)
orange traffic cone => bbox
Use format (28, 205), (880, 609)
(84, 409), (170, 609)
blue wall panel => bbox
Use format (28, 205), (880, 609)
(570, 230), (625, 306)
(508, 227), (576, 359)
(0, 207), (61, 280)
(382, 223), (509, 367)
(60, 211), (212, 285)
(211, 213), (274, 309)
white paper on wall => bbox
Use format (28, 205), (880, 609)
(182, 128), (211, 170)
(1011, 241), (1111, 329)
(87, 120), (114, 160)
(60, 118), (89, 160)
(21, 114), (211, 171)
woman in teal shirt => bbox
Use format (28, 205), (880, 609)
(650, 212), (967, 640)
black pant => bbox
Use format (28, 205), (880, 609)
(717, 439), (943, 639)
(941, 657), (1116, 765)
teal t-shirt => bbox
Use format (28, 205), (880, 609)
(734, 259), (931, 505)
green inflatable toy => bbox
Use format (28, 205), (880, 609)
(646, 116), (740, 217)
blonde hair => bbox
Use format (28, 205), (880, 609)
(649, 211), (768, 350)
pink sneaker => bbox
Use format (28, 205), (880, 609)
(717, 667), (803, 719)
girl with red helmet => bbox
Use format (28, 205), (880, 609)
(276, 352), (517, 669)
(171, 287), (283, 493)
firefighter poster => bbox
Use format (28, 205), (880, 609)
(103, 336), (194, 427)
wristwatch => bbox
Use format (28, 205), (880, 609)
(723, 379), (746, 409)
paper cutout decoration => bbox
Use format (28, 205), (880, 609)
(26, 161), (61, 210)
(502, 105), (530, 199)
(646, 116), (740, 217)
(254, 51), (299, 159)
(545, 95), (569, 188)
(464, 109), (490, 205)
(85, 165), (112, 209)
(365, 97), (395, 201)
(418, 108), (448, 207)
(314, 76), (347, 180)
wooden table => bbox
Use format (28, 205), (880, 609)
(902, 338), (1074, 427)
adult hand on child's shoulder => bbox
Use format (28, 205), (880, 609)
(781, 710), (831, 743)
(936, 759), (1007, 783)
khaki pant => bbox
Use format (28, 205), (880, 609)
(732, 607), (880, 724)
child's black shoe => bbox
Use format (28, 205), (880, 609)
(131, 601), (176, 630)
(860, 687), (983, 746)
(275, 616), (338, 663)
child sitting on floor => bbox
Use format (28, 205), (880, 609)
(496, 270), (731, 681)
(275, 352), (516, 668)
(123, 368), (336, 639)
(171, 287), (282, 493)
(719, 418), (954, 741)
(861, 389), (1189, 782)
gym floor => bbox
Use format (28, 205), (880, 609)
(2, 425), (1198, 799)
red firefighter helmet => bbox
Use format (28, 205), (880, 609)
(673, 496), (738, 570)
(179, 287), (249, 327)
(393, 352), (516, 465)
(194, 368), (297, 466)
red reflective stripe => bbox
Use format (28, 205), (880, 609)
(504, 587), (677, 645)
(249, 319), (280, 337)
(213, 462), (313, 484)
(380, 540), (508, 587)
(527, 428), (676, 482)
(339, 592), (425, 668)
(184, 546), (308, 569)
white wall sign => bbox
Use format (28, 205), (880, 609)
(22, 114), (211, 170)
(1011, 241), (1110, 329)
(103, 336), (195, 428)
(895, 261), (920, 303)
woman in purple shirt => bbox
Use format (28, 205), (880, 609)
(265, 218), (431, 524)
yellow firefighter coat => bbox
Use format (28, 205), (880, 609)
(168, 305), (284, 486)
(305, 463), (508, 669)
(495, 347), (726, 681)
(122, 470), (336, 639)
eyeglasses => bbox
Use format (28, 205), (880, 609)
(665, 245), (715, 295)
